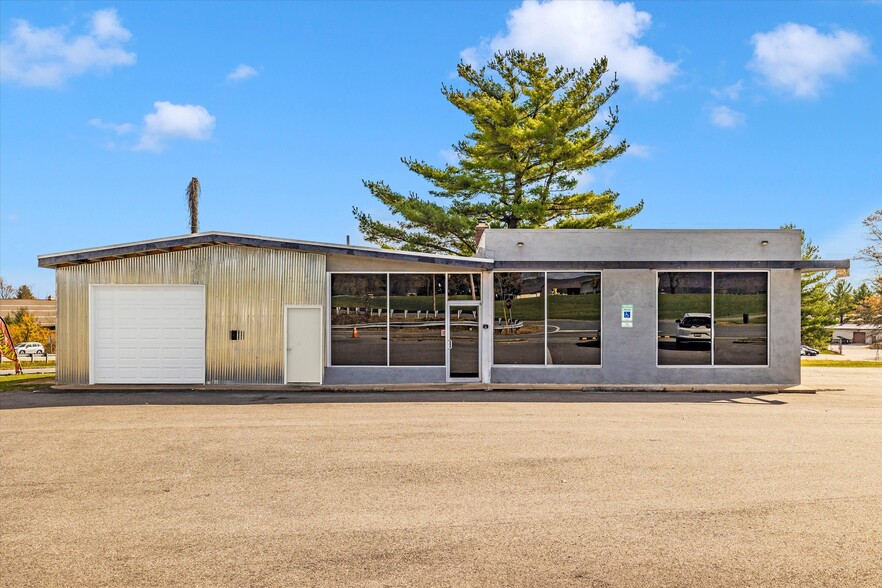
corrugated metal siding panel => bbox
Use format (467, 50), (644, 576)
(55, 245), (326, 385)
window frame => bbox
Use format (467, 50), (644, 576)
(655, 269), (770, 368)
(327, 271), (481, 368)
(491, 270), (603, 368)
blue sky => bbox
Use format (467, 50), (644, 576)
(1, 0), (880, 297)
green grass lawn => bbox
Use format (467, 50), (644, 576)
(331, 295), (456, 312)
(658, 293), (767, 323)
(1, 360), (56, 368)
(0, 373), (55, 392)
(499, 294), (601, 321)
(331, 292), (768, 324)
(801, 360), (882, 368)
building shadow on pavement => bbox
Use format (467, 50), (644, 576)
(0, 388), (787, 410)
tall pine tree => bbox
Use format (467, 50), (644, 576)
(354, 51), (643, 256)
(784, 225), (835, 348)
(829, 280), (854, 325)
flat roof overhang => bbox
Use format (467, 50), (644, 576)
(492, 260), (850, 272)
(38, 232), (493, 270)
(37, 231), (848, 274)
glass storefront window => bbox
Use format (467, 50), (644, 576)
(493, 272), (545, 365)
(330, 274), (388, 366)
(447, 273), (480, 301)
(547, 272), (601, 365)
(657, 271), (768, 367)
(389, 274), (445, 366)
(714, 272), (768, 366)
(657, 272), (712, 366)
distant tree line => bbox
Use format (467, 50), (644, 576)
(0, 277), (38, 300)
(0, 277), (53, 350)
(793, 210), (882, 349)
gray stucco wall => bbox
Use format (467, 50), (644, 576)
(480, 228), (802, 263)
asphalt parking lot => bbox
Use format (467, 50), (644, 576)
(1, 370), (880, 587)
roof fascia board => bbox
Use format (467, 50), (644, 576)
(38, 232), (492, 269)
(492, 260), (850, 271)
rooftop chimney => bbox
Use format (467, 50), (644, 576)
(475, 220), (489, 249)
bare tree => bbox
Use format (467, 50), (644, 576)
(0, 277), (14, 299)
(857, 209), (882, 273)
(185, 177), (201, 234)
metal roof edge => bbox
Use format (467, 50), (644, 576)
(37, 231), (492, 269)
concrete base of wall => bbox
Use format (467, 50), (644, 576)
(490, 366), (799, 387)
(51, 382), (802, 394)
(323, 366), (446, 385)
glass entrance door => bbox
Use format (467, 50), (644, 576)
(447, 303), (480, 380)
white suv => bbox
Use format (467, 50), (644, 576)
(675, 313), (712, 346)
(14, 342), (45, 356)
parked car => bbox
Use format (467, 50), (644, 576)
(675, 313), (712, 346)
(800, 345), (819, 356)
(14, 342), (45, 356)
(832, 336), (852, 345)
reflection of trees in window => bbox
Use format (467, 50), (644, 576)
(330, 274), (388, 325)
(330, 274), (388, 366)
(447, 274), (480, 300)
(389, 274), (444, 313)
(389, 274), (444, 366)
(547, 272), (601, 365)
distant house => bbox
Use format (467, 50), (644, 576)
(828, 323), (881, 345)
(0, 299), (56, 329)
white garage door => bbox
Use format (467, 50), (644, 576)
(91, 285), (205, 384)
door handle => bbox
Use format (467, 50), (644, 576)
(448, 340), (453, 350)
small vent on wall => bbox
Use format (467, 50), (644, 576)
(230, 330), (245, 341)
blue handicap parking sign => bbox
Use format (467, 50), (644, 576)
(623, 311), (631, 318)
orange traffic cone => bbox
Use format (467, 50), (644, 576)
(352, 326), (359, 338)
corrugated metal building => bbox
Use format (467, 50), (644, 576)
(38, 229), (847, 387)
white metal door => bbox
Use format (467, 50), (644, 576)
(91, 285), (205, 384)
(286, 306), (323, 384)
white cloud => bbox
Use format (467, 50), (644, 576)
(0, 8), (135, 88)
(135, 101), (216, 152)
(574, 171), (596, 192)
(88, 117), (135, 135)
(461, 0), (678, 98)
(439, 148), (460, 165)
(227, 64), (258, 81)
(90, 8), (132, 42)
(626, 143), (651, 158)
(711, 80), (744, 101)
(749, 23), (871, 99)
(710, 105), (745, 128)
(815, 214), (876, 286)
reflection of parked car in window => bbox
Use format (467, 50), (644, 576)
(14, 342), (45, 356)
(675, 313), (711, 346)
(800, 345), (819, 356)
